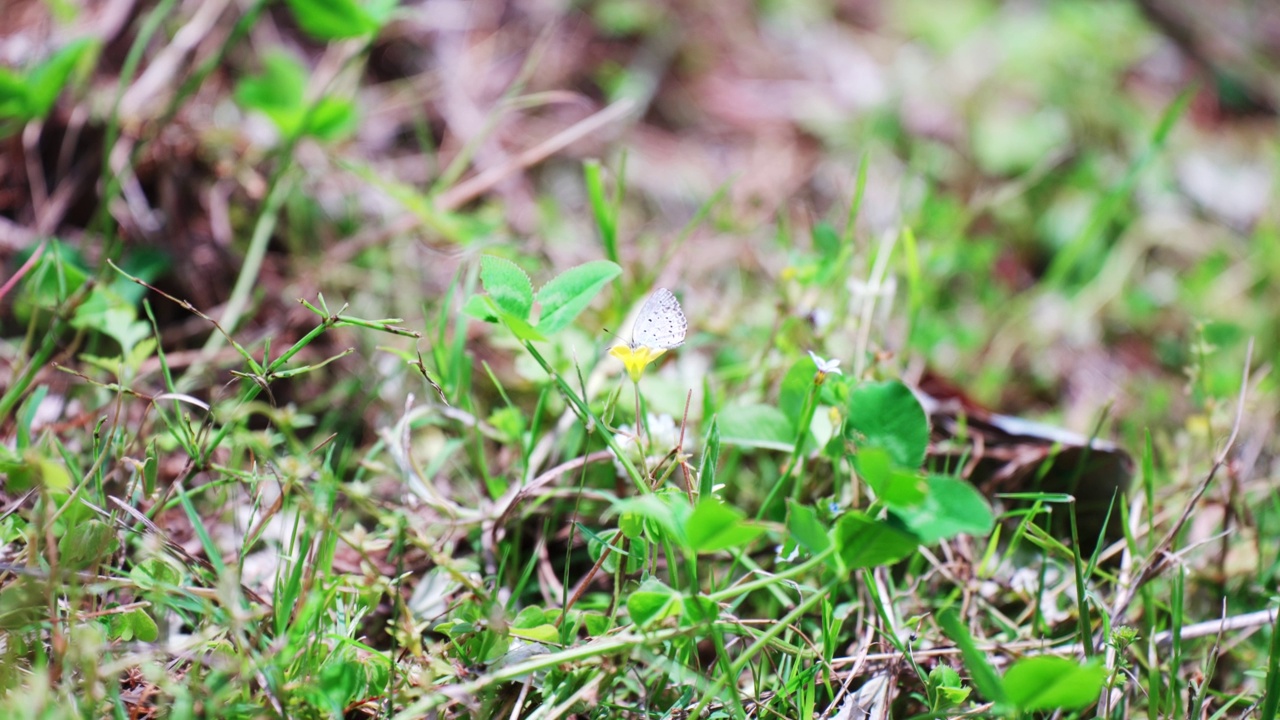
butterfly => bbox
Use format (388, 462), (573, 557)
(610, 288), (687, 381)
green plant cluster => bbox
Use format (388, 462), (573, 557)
(1, 0), (1277, 717)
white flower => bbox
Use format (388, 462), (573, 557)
(808, 351), (843, 384)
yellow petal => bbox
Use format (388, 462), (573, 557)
(610, 345), (666, 382)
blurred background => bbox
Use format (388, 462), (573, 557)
(2, 0), (1276, 459)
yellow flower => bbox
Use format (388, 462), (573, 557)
(610, 344), (667, 383)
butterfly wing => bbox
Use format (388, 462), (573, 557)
(631, 288), (687, 350)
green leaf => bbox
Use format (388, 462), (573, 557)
(487, 406), (525, 441)
(893, 475), (995, 545)
(306, 96), (358, 142)
(854, 447), (927, 508)
(130, 557), (180, 589)
(585, 528), (644, 574)
(535, 260), (621, 334)
(55, 491), (93, 526)
(0, 39), (91, 133)
(124, 337), (158, 376)
(1004, 656), (1106, 711)
(928, 664), (972, 710)
(142, 441), (159, 496)
(234, 53), (306, 131)
(434, 620), (467, 637)
(319, 657), (363, 709)
(681, 595), (720, 626)
(283, 0), (381, 40)
(812, 221), (841, 260)
(938, 684), (973, 708)
(778, 360), (815, 428)
(618, 511), (644, 540)
(480, 255), (534, 321)
(59, 519), (119, 571)
(17, 240), (90, 316)
(928, 664), (962, 690)
(118, 607), (158, 643)
(611, 491), (691, 541)
(0, 69), (28, 122)
(71, 287), (150, 354)
(511, 606), (547, 628)
(24, 39), (95, 121)
(786, 500), (832, 559)
(582, 612), (611, 636)
(364, 658), (391, 695)
(510, 624), (560, 643)
(844, 380), (929, 468)
(509, 608), (559, 643)
(0, 581), (45, 630)
(498, 311), (547, 343)
(718, 404), (795, 452)
(698, 416), (720, 498)
(626, 579), (682, 628)
(234, 53), (357, 141)
(0, 445), (24, 481)
(684, 499), (765, 554)
(461, 294), (500, 323)
(14, 386), (47, 454)
(832, 511), (917, 571)
(34, 456), (71, 492)
(583, 160), (619, 263)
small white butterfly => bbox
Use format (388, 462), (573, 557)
(628, 287), (687, 351)
(610, 288), (686, 381)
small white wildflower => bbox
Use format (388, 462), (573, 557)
(808, 351), (843, 384)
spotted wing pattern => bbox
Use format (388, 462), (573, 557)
(631, 288), (687, 350)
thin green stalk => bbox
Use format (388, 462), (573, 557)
(842, 151), (869, 246)
(584, 160), (619, 266)
(1069, 499), (1093, 657)
(1167, 566), (1185, 714)
(1258, 608), (1280, 720)
(1143, 579), (1159, 720)
(634, 380), (650, 481)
